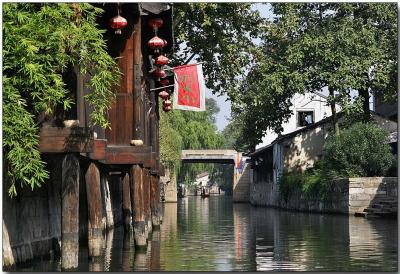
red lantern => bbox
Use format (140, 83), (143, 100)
(148, 18), (164, 30)
(155, 55), (169, 66)
(160, 79), (169, 86)
(163, 105), (172, 112)
(158, 90), (169, 100)
(153, 68), (166, 78)
(163, 99), (172, 107)
(110, 15), (127, 35)
(148, 36), (166, 50)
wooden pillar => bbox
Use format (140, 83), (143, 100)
(61, 154), (79, 270)
(122, 229), (134, 271)
(144, 168), (152, 237)
(122, 172), (132, 230)
(85, 162), (103, 258)
(101, 173), (114, 230)
(131, 165), (146, 247)
(150, 175), (161, 227)
(133, 16), (143, 142)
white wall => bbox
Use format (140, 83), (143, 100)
(195, 175), (209, 187)
(256, 92), (336, 149)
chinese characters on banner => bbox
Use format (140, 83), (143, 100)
(173, 63), (206, 111)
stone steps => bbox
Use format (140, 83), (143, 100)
(355, 195), (397, 218)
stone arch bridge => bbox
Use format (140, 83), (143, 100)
(162, 149), (251, 202)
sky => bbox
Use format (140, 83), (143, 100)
(208, 4), (274, 132)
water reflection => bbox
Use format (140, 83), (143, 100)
(15, 196), (397, 272)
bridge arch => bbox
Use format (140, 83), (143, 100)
(179, 149), (250, 202)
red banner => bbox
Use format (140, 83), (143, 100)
(173, 64), (206, 111)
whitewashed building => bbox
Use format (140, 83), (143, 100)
(256, 91), (337, 149)
(194, 172), (209, 187)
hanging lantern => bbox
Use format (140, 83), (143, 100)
(159, 79), (169, 86)
(148, 18), (164, 31)
(110, 15), (128, 34)
(163, 99), (172, 107)
(153, 68), (166, 79)
(163, 105), (172, 112)
(155, 55), (169, 66)
(110, 4), (127, 35)
(158, 90), (169, 100)
(148, 36), (166, 50)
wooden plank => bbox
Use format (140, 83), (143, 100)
(61, 154), (79, 270)
(103, 144), (152, 164)
(104, 152), (149, 165)
(107, 145), (152, 154)
(118, 29), (134, 94)
(40, 126), (92, 137)
(133, 16), (143, 141)
(85, 162), (103, 258)
(105, 98), (118, 145)
(39, 127), (93, 153)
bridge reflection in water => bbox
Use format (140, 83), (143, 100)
(15, 196), (397, 272)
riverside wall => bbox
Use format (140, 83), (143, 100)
(250, 176), (398, 215)
(3, 157), (124, 268)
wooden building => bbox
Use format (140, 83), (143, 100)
(3, 3), (173, 269)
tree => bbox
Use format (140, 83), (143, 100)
(159, 98), (225, 184)
(233, 3), (397, 150)
(172, 3), (265, 100)
(3, 3), (120, 196)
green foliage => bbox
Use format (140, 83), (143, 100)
(233, 3), (397, 151)
(278, 122), (395, 200)
(3, 3), (120, 196)
(159, 110), (183, 175)
(173, 3), (265, 99)
(323, 122), (394, 177)
(159, 98), (225, 184)
(278, 172), (304, 202)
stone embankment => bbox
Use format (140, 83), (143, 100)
(250, 177), (398, 218)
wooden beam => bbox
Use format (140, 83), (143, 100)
(39, 126), (93, 153)
(88, 139), (107, 160)
(102, 145), (152, 165)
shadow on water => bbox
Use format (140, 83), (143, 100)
(14, 196), (397, 272)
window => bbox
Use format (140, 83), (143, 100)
(297, 111), (314, 127)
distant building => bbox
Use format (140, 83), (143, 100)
(256, 92), (338, 149)
(194, 172), (210, 187)
(373, 92), (397, 121)
(248, 112), (397, 206)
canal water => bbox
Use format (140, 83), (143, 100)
(16, 195), (397, 271)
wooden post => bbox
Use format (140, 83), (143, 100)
(122, 229), (134, 271)
(122, 172), (132, 230)
(150, 175), (161, 227)
(144, 169), (152, 237)
(85, 162), (103, 258)
(101, 172), (114, 230)
(61, 154), (79, 270)
(131, 165), (146, 247)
